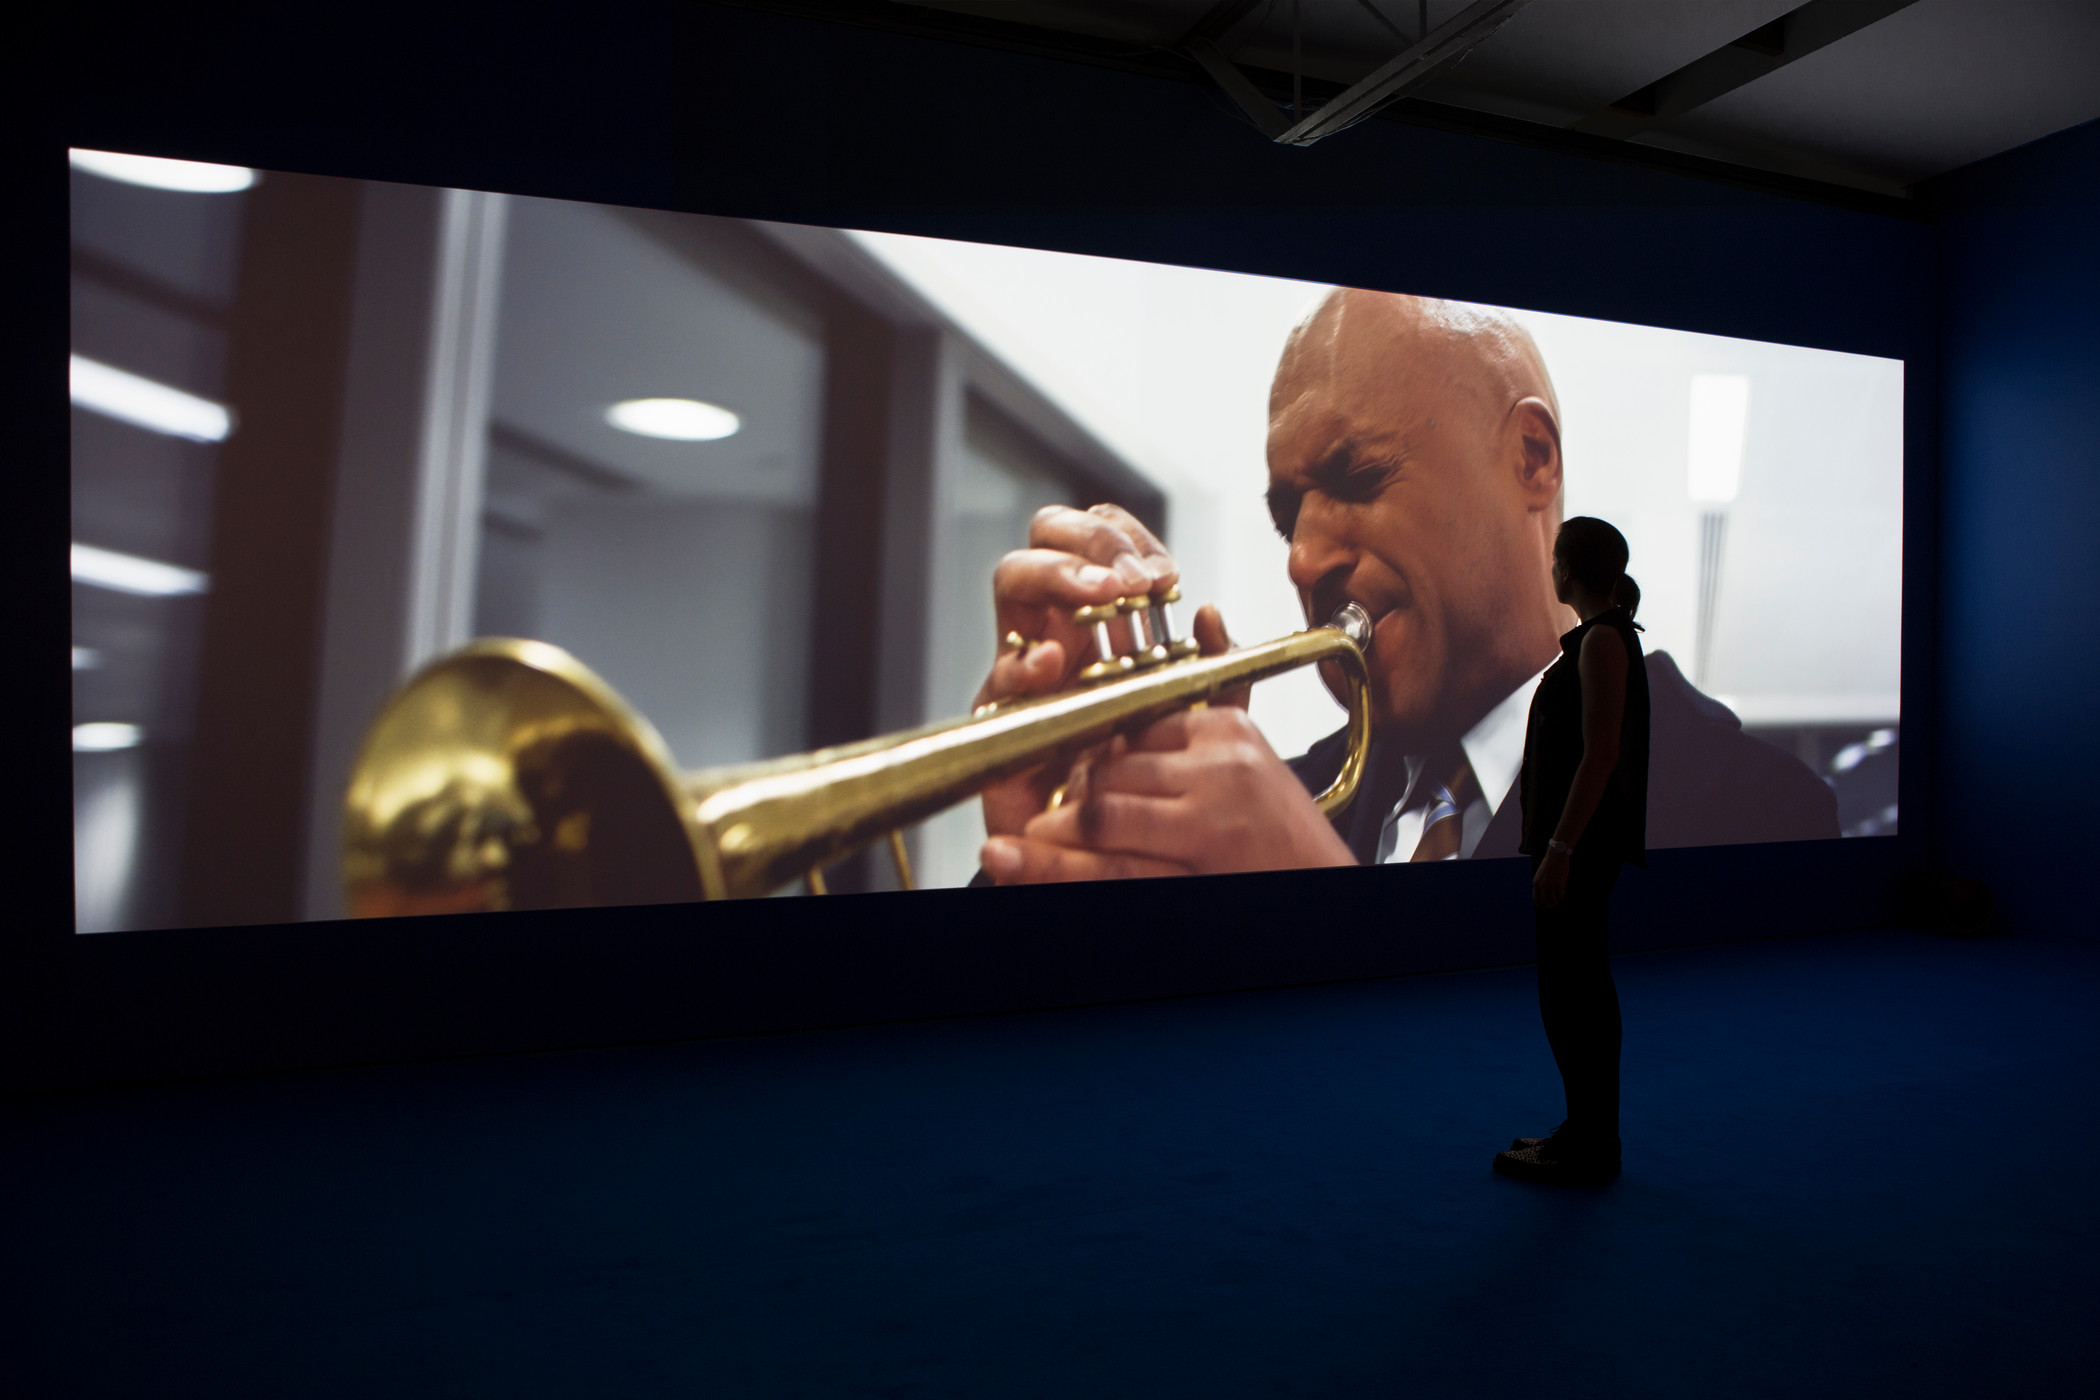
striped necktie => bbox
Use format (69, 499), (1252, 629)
(1410, 752), (1479, 862)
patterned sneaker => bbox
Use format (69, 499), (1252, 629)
(1491, 1134), (1621, 1186)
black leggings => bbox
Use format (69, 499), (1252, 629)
(1534, 855), (1623, 1145)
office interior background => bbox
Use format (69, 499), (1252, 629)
(18, 0), (2100, 1394)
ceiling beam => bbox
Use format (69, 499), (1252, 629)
(1172, 0), (1269, 51)
(1187, 35), (1293, 139)
(1274, 0), (1533, 145)
(1176, 0), (1291, 134)
(1186, 0), (1534, 147)
(1570, 0), (1923, 139)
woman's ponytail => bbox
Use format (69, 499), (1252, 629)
(1612, 572), (1641, 620)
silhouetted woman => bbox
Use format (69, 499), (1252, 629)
(1495, 517), (1650, 1185)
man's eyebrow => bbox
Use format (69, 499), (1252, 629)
(1264, 481), (1300, 537)
(1304, 443), (1357, 484)
(1306, 439), (1402, 486)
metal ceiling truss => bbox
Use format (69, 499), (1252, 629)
(1183, 0), (1535, 146)
(699, 0), (1930, 219)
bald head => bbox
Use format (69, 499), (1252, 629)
(1264, 288), (1572, 747)
(1272, 289), (1560, 462)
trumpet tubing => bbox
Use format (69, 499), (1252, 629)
(342, 599), (1373, 914)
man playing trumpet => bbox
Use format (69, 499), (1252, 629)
(975, 289), (1834, 883)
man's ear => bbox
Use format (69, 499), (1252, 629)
(1511, 397), (1562, 510)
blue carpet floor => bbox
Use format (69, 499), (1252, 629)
(8, 928), (2098, 1397)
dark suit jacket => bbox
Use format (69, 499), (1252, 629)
(1288, 650), (1839, 863)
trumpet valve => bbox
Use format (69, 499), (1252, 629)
(1074, 600), (1136, 683)
(1145, 586), (1200, 662)
(1119, 595), (1169, 668)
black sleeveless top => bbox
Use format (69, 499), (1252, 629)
(1519, 607), (1650, 866)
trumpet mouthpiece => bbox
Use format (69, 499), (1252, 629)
(1328, 602), (1373, 652)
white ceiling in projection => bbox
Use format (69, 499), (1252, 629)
(493, 196), (824, 507)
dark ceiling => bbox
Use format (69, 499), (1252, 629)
(728, 0), (2100, 205)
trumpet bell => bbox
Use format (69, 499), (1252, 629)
(342, 639), (702, 917)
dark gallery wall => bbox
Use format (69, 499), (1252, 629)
(17, 2), (1943, 1090)
(1933, 117), (2100, 938)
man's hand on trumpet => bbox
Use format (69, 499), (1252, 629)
(974, 502), (1352, 884)
(979, 705), (1355, 883)
(974, 503), (1212, 840)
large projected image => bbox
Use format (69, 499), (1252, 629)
(68, 155), (1902, 931)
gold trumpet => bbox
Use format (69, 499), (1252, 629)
(341, 593), (1374, 915)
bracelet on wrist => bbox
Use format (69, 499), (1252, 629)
(1546, 838), (1573, 857)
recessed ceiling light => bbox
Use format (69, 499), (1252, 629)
(605, 397), (741, 442)
(73, 722), (143, 753)
(71, 355), (234, 443)
(71, 543), (209, 598)
(1687, 374), (1751, 505)
(69, 148), (258, 193)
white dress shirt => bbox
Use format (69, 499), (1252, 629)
(1375, 667), (1549, 864)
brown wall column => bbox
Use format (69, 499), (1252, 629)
(178, 174), (362, 928)
(806, 294), (901, 894)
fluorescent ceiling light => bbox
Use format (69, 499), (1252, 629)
(71, 543), (209, 598)
(1687, 374), (1751, 505)
(73, 722), (143, 752)
(71, 355), (233, 443)
(69, 148), (257, 193)
(605, 397), (740, 442)
(72, 647), (101, 670)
